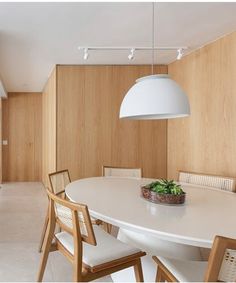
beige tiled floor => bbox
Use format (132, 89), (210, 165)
(0, 182), (112, 282)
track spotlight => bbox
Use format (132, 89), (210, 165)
(83, 48), (89, 60)
(128, 48), (135, 60)
(177, 48), (183, 60)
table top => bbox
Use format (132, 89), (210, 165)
(65, 177), (236, 248)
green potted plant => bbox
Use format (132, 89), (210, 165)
(141, 179), (186, 204)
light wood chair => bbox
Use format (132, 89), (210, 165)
(152, 235), (236, 282)
(179, 170), (236, 192)
(102, 165), (142, 234)
(102, 165), (142, 179)
(49, 169), (71, 196)
(39, 169), (102, 252)
(38, 169), (71, 253)
(37, 188), (146, 282)
(179, 170), (236, 260)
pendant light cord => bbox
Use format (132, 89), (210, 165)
(151, 2), (155, 75)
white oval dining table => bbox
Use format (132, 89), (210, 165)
(65, 176), (236, 281)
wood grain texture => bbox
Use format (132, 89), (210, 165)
(168, 31), (236, 180)
(0, 99), (2, 183)
(2, 93), (42, 181)
(56, 65), (167, 180)
(42, 68), (57, 186)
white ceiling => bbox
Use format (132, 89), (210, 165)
(0, 2), (236, 92)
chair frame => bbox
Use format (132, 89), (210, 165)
(152, 256), (178, 282)
(204, 235), (236, 281)
(37, 188), (145, 282)
(152, 235), (236, 282)
(179, 170), (236, 192)
(102, 165), (142, 178)
(49, 169), (71, 195)
(38, 169), (71, 253)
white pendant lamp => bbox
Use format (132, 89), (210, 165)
(119, 3), (190, 120)
(120, 74), (190, 119)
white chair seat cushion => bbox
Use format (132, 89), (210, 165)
(55, 226), (141, 268)
(158, 256), (207, 282)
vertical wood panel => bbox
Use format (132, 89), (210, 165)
(168, 32), (236, 180)
(2, 92), (42, 181)
(56, 65), (167, 180)
(0, 99), (2, 183)
(42, 68), (57, 186)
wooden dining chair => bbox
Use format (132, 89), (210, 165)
(179, 171), (236, 260)
(49, 169), (71, 196)
(102, 165), (142, 179)
(39, 169), (102, 252)
(152, 235), (236, 282)
(37, 188), (146, 282)
(179, 170), (236, 192)
(102, 165), (142, 234)
(38, 169), (71, 253)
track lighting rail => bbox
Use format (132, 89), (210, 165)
(78, 46), (188, 61)
(78, 46), (188, 51)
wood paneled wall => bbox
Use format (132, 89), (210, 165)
(0, 99), (2, 183)
(42, 65), (168, 183)
(42, 68), (57, 187)
(2, 92), (42, 181)
(56, 65), (167, 180)
(167, 31), (236, 180)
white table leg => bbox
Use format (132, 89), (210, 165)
(111, 228), (203, 282)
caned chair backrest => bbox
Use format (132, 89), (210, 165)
(46, 188), (96, 246)
(179, 171), (236, 192)
(49, 169), (71, 195)
(205, 236), (236, 281)
(102, 166), (142, 178)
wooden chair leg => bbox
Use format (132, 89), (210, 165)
(134, 258), (144, 282)
(103, 222), (112, 234)
(38, 209), (49, 253)
(156, 268), (163, 282)
(73, 260), (83, 282)
(107, 223), (112, 234)
(37, 220), (55, 282)
(155, 265), (177, 282)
